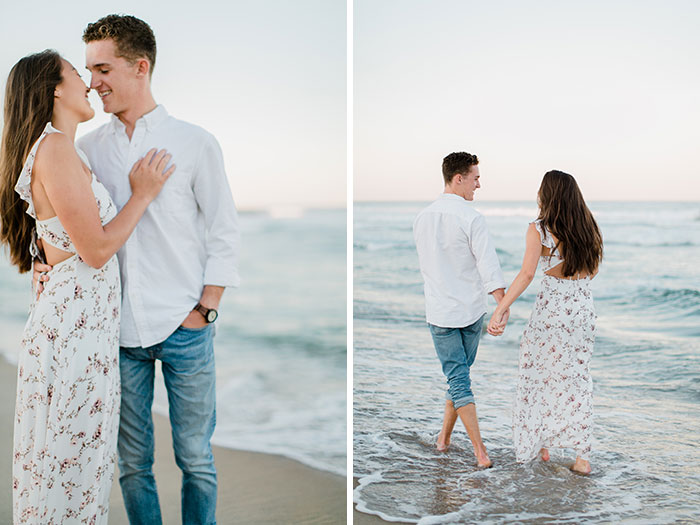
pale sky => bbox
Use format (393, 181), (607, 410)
(0, 0), (346, 210)
(355, 0), (700, 202)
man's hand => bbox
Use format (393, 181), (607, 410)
(180, 285), (224, 329)
(487, 307), (509, 336)
(180, 309), (208, 329)
(32, 259), (52, 298)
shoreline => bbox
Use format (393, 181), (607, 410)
(1, 357), (345, 524)
(353, 477), (412, 524)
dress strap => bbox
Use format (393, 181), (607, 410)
(14, 122), (62, 219)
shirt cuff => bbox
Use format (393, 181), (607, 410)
(204, 261), (240, 288)
(484, 280), (507, 294)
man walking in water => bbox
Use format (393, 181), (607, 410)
(413, 152), (507, 468)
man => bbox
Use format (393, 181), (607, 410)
(413, 152), (507, 468)
(35, 14), (239, 524)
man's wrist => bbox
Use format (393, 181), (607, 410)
(193, 302), (218, 323)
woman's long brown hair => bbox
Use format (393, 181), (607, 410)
(0, 50), (62, 273)
(537, 170), (603, 277)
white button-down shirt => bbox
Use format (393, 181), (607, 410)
(77, 105), (240, 348)
(413, 193), (506, 328)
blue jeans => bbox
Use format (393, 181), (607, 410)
(429, 315), (484, 410)
(118, 325), (217, 525)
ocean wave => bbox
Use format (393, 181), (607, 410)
(635, 287), (700, 307)
(354, 241), (416, 252)
(475, 206), (537, 218)
(604, 240), (697, 248)
(354, 301), (424, 325)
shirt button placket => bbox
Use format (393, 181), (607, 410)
(125, 124), (147, 346)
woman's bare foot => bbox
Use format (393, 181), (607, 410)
(539, 448), (550, 461)
(436, 432), (450, 452)
(570, 457), (591, 474)
(475, 446), (492, 468)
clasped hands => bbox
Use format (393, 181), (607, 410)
(487, 306), (510, 336)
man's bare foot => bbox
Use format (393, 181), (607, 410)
(570, 457), (591, 474)
(436, 432), (450, 452)
(540, 448), (550, 461)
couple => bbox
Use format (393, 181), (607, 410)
(0, 14), (239, 525)
(413, 152), (602, 474)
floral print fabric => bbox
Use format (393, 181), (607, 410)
(513, 224), (596, 462)
(13, 124), (121, 524)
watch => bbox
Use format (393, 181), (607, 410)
(194, 303), (218, 323)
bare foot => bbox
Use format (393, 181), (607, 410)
(570, 457), (591, 475)
(436, 432), (450, 452)
(475, 446), (492, 468)
(540, 448), (550, 462)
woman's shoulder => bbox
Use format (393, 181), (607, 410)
(33, 131), (79, 177)
(529, 219), (556, 248)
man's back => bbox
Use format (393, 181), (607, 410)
(414, 193), (503, 328)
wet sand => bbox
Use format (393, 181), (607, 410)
(353, 478), (411, 524)
(0, 359), (345, 524)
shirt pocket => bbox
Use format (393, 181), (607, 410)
(149, 171), (196, 216)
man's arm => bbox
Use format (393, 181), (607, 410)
(181, 132), (240, 328)
(468, 215), (507, 296)
(467, 215), (509, 333)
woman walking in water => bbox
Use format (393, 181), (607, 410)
(488, 170), (603, 474)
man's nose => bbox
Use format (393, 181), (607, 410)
(89, 77), (99, 90)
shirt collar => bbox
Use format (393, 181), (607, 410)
(109, 104), (168, 134)
(440, 192), (467, 202)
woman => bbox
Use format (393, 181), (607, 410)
(487, 170), (602, 474)
(0, 50), (173, 523)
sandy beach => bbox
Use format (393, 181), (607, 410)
(0, 358), (345, 524)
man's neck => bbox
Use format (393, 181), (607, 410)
(443, 186), (465, 200)
(115, 94), (158, 140)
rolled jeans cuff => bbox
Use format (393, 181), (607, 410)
(449, 393), (475, 410)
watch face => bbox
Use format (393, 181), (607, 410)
(207, 309), (218, 323)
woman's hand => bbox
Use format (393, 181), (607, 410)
(129, 148), (175, 202)
(487, 307), (509, 336)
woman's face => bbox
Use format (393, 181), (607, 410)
(55, 59), (94, 123)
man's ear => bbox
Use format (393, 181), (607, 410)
(135, 58), (151, 78)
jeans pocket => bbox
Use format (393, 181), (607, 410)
(178, 324), (211, 333)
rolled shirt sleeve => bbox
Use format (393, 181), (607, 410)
(193, 132), (241, 288)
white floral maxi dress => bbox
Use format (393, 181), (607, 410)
(13, 123), (121, 524)
(512, 220), (595, 462)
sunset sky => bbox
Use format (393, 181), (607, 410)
(0, 0), (346, 210)
(355, 0), (700, 202)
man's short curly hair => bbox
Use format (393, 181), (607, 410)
(83, 14), (157, 76)
(442, 152), (479, 184)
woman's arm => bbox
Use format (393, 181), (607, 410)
(487, 223), (541, 335)
(34, 133), (174, 268)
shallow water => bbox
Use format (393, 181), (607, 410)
(0, 209), (347, 476)
(354, 201), (700, 523)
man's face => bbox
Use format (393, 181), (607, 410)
(458, 165), (481, 201)
(85, 39), (141, 115)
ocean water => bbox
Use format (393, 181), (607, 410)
(0, 209), (346, 477)
(354, 201), (700, 523)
